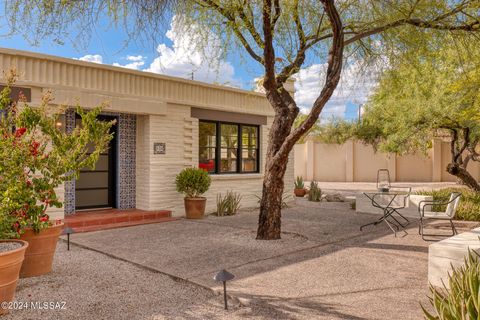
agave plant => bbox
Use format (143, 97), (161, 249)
(215, 191), (242, 216)
(422, 250), (480, 320)
(294, 176), (305, 189)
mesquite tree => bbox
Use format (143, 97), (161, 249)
(6, 0), (480, 239)
(354, 41), (480, 191)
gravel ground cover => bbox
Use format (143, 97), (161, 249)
(3, 242), (282, 320)
(0, 242), (22, 252)
(5, 201), (475, 319)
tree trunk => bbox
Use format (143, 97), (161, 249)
(447, 163), (480, 191)
(257, 144), (290, 240)
(256, 0), (344, 240)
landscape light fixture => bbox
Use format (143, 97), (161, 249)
(213, 269), (235, 310)
(62, 227), (75, 251)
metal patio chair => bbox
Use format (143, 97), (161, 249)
(418, 192), (462, 241)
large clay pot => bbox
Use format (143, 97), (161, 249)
(294, 188), (306, 197)
(184, 197), (206, 219)
(19, 223), (63, 278)
(0, 240), (28, 315)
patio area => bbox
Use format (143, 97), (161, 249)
(8, 201), (477, 319)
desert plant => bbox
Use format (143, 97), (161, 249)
(308, 181), (322, 202)
(422, 250), (480, 320)
(350, 201), (356, 210)
(416, 188), (480, 221)
(175, 167), (211, 198)
(215, 191), (242, 216)
(294, 176), (305, 189)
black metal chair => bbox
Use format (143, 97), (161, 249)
(418, 192), (462, 241)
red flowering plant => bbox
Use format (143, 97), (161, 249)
(0, 70), (114, 239)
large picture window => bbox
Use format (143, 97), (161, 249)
(199, 120), (259, 174)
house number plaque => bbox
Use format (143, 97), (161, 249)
(153, 142), (166, 154)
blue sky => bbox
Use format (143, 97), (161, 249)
(0, 11), (375, 120)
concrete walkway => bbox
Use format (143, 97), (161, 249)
(62, 201), (474, 319)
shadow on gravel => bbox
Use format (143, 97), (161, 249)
(233, 293), (368, 320)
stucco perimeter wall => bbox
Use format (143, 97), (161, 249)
(137, 108), (294, 216)
(295, 139), (480, 183)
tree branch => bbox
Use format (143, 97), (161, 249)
(345, 17), (480, 46)
(262, 0), (277, 93)
(237, 0), (265, 49)
(197, 0), (264, 64)
(274, 0), (344, 160)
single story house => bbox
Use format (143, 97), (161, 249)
(0, 48), (294, 220)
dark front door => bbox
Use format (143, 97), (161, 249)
(75, 115), (117, 210)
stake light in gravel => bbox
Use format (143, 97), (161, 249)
(213, 269), (235, 310)
(62, 227), (75, 251)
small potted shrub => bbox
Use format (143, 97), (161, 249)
(294, 176), (306, 197)
(176, 167), (211, 219)
(0, 71), (113, 278)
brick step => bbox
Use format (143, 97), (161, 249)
(64, 209), (176, 233)
(70, 217), (178, 233)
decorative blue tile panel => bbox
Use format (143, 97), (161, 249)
(117, 113), (137, 209)
(64, 109), (76, 215)
(63, 109), (136, 214)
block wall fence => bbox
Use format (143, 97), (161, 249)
(294, 139), (480, 182)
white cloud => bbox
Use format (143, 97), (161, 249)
(144, 17), (237, 86)
(294, 61), (380, 120)
(126, 55), (144, 62)
(113, 55), (146, 70)
(77, 54), (103, 64)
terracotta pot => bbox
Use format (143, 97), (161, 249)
(184, 197), (206, 219)
(0, 240), (28, 315)
(19, 223), (63, 278)
(294, 188), (306, 197)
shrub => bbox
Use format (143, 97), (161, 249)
(422, 250), (480, 319)
(308, 181), (322, 202)
(0, 70), (113, 239)
(350, 201), (356, 210)
(175, 167), (211, 198)
(215, 191), (241, 216)
(415, 187), (480, 221)
(294, 176), (304, 189)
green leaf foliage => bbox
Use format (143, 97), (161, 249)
(308, 181), (321, 202)
(0, 70), (113, 238)
(294, 176), (304, 189)
(422, 250), (480, 320)
(175, 167), (211, 198)
(357, 39), (480, 156)
(416, 188), (480, 221)
(215, 190), (241, 216)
